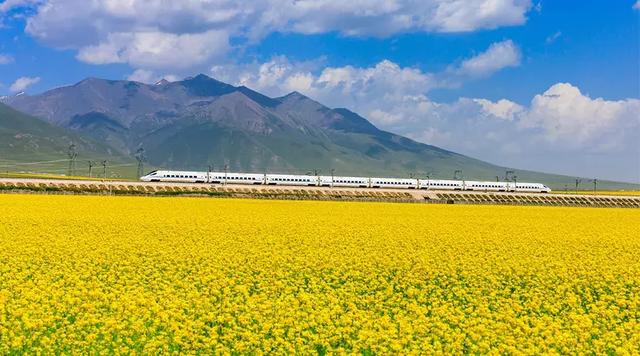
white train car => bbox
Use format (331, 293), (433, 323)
(266, 174), (317, 186)
(208, 172), (264, 185)
(141, 170), (208, 183)
(371, 177), (418, 189)
(418, 179), (463, 190)
(515, 182), (550, 193)
(319, 176), (369, 188)
(464, 181), (510, 192)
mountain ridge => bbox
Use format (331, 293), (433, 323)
(2, 75), (638, 189)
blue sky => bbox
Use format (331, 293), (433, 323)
(0, 0), (639, 182)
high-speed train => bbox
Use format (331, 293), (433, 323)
(140, 170), (551, 193)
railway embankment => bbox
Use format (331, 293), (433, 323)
(0, 178), (638, 208)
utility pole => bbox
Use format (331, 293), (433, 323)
(505, 170), (514, 182)
(331, 168), (335, 188)
(513, 175), (518, 193)
(101, 160), (107, 180)
(67, 143), (77, 176)
(592, 178), (597, 194)
(575, 178), (582, 194)
(207, 164), (213, 183)
(496, 176), (500, 182)
(88, 161), (94, 178)
(224, 164), (228, 185)
(135, 147), (146, 178)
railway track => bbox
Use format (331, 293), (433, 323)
(1, 178), (638, 208)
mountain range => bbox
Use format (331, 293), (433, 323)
(1, 74), (637, 189)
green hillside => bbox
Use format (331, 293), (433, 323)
(0, 103), (138, 179)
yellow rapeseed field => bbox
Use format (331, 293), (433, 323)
(0, 194), (638, 354)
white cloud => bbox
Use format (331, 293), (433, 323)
(634, 1), (640, 10)
(0, 53), (14, 64)
(427, 0), (531, 32)
(456, 40), (521, 77)
(519, 83), (640, 147)
(17, 0), (532, 72)
(24, 0), (533, 38)
(369, 109), (405, 125)
(545, 31), (562, 44)
(473, 98), (524, 120)
(127, 69), (155, 83)
(77, 30), (229, 69)
(9, 76), (40, 92)
(126, 69), (178, 84)
(0, 0), (42, 12)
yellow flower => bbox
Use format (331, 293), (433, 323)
(0, 194), (637, 353)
